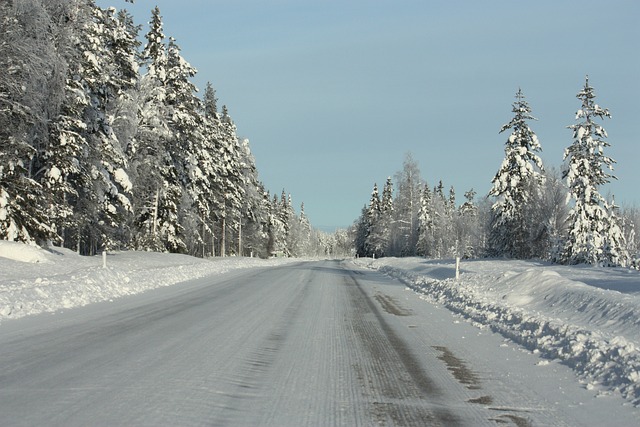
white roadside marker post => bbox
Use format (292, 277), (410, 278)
(455, 256), (460, 280)
(103, 251), (107, 269)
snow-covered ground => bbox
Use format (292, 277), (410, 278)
(0, 241), (297, 321)
(2, 241), (639, 411)
(353, 256), (640, 407)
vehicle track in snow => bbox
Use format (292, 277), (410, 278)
(345, 269), (461, 426)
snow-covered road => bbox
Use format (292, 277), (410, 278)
(1, 260), (638, 426)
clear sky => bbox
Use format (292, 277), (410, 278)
(100, 0), (639, 231)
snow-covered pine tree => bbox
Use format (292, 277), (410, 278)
(296, 202), (313, 256)
(74, 3), (136, 253)
(22, 0), (88, 246)
(622, 208), (639, 268)
(267, 193), (286, 257)
(456, 189), (478, 258)
(416, 183), (433, 257)
(489, 88), (544, 259)
(131, 6), (185, 252)
(562, 76), (628, 266)
(196, 81), (225, 255)
(105, 8), (141, 161)
(377, 177), (394, 255)
(279, 191), (296, 257)
(430, 180), (451, 258)
(353, 205), (370, 258)
(203, 82), (218, 119)
(364, 183), (383, 257)
(164, 36), (216, 255)
(241, 184), (270, 258)
(602, 197), (629, 267)
(215, 105), (247, 257)
(0, 0), (56, 243)
(234, 138), (262, 257)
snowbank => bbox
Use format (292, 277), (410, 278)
(0, 241), (296, 321)
(0, 241), (53, 264)
(353, 257), (640, 406)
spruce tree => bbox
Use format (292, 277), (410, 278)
(416, 183), (433, 257)
(353, 205), (371, 258)
(78, 4), (136, 252)
(0, 0), (55, 243)
(364, 183), (383, 257)
(267, 193), (286, 256)
(376, 177), (394, 256)
(456, 189), (478, 258)
(489, 88), (544, 259)
(562, 77), (628, 266)
(131, 6), (185, 252)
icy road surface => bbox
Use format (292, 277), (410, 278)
(0, 260), (637, 426)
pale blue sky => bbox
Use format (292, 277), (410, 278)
(101, 0), (639, 231)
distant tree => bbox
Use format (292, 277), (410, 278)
(416, 183), (433, 257)
(391, 153), (422, 256)
(267, 193), (286, 256)
(562, 76), (628, 266)
(602, 197), (629, 267)
(431, 180), (452, 258)
(531, 167), (570, 261)
(621, 207), (639, 268)
(215, 105), (246, 257)
(489, 88), (544, 259)
(369, 177), (394, 256)
(456, 189), (478, 258)
(203, 82), (218, 119)
(235, 139), (264, 257)
(353, 205), (370, 258)
(364, 183), (384, 257)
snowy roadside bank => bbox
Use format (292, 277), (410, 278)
(0, 241), (297, 322)
(352, 257), (640, 406)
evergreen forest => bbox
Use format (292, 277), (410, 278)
(0, 0), (348, 258)
(1, 1), (637, 267)
(351, 83), (639, 269)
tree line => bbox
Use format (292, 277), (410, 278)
(0, 0), (336, 258)
(351, 79), (639, 268)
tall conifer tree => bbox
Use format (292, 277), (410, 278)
(562, 77), (628, 266)
(489, 88), (544, 259)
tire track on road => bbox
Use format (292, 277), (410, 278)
(345, 270), (461, 426)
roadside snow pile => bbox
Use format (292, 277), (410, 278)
(0, 241), (53, 264)
(354, 257), (640, 406)
(0, 241), (296, 322)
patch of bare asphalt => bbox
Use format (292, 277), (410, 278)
(490, 414), (533, 427)
(374, 292), (413, 316)
(468, 395), (493, 405)
(433, 346), (534, 427)
(432, 346), (481, 390)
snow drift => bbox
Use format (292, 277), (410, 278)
(0, 241), (295, 320)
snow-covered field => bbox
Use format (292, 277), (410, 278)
(353, 256), (640, 407)
(0, 241), (297, 321)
